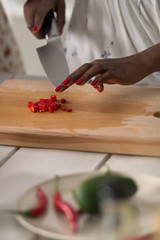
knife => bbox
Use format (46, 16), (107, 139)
(36, 11), (70, 87)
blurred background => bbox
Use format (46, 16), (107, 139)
(1, 0), (75, 76)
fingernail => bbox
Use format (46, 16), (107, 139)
(33, 25), (37, 33)
(60, 28), (63, 35)
(62, 78), (70, 86)
(76, 78), (84, 85)
(96, 86), (101, 92)
(91, 80), (97, 86)
(55, 85), (62, 92)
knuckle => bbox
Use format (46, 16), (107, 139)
(92, 59), (100, 65)
(98, 62), (104, 71)
(23, 4), (29, 15)
(84, 71), (92, 80)
(24, 0), (33, 10)
(35, 31), (45, 39)
(69, 72), (76, 80)
(99, 75), (105, 82)
(109, 70), (114, 78)
(93, 59), (104, 70)
(83, 63), (92, 69)
(37, 9), (44, 17)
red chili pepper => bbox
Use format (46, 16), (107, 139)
(6, 187), (48, 217)
(27, 102), (33, 108)
(48, 106), (54, 113)
(39, 98), (47, 103)
(53, 104), (59, 110)
(30, 105), (39, 113)
(46, 99), (52, 103)
(56, 103), (62, 109)
(34, 101), (40, 106)
(50, 95), (57, 101)
(61, 107), (66, 111)
(53, 176), (78, 233)
(67, 109), (72, 112)
(61, 98), (66, 103)
(39, 103), (48, 112)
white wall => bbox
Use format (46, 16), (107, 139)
(2, 0), (74, 76)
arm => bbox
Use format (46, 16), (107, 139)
(55, 43), (160, 92)
(24, 0), (65, 39)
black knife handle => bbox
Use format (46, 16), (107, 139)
(40, 10), (54, 36)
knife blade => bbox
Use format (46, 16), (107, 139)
(36, 11), (69, 87)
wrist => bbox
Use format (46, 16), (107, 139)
(139, 43), (160, 76)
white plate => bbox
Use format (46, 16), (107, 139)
(15, 171), (160, 240)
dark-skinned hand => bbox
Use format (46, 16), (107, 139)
(55, 51), (152, 92)
(24, 0), (65, 39)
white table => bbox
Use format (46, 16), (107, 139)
(1, 74), (160, 240)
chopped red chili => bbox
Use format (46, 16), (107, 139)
(61, 98), (66, 103)
(30, 105), (39, 113)
(56, 103), (62, 109)
(39, 103), (48, 112)
(50, 95), (57, 101)
(48, 106), (54, 113)
(53, 105), (59, 110)
(61, 107), (66, 111)
(67, 109), (72, 112)
(27, 95), (72, 113)
(39, 98), (47, 103)
(27, 102), (33, 108)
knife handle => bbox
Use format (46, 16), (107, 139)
(41, 10), (59, 39)
(41, 10), (53, 36)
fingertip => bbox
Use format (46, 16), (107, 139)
(60, 28), (63, 35)
(33, 25), (38, 33)
(96, 85), (103, 92)
(76, 78), (84, 85)
(91, 80), (98, 86)
(55, 85), (62, 92)
(62, 78), (71, 86)
(96, 86), (100, 92)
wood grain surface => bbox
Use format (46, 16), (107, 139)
(0, 79), (160, 156)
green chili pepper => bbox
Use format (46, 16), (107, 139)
(73, 172), (138, 214)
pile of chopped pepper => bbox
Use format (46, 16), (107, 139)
(27, 95), (72, 113)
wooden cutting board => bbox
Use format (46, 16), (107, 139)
(0, 79), (160, 156)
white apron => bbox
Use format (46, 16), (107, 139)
(65, 0), (160, 86)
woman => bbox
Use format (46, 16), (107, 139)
(0, 2), (24, 74)
(24, 0), (160, 92)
